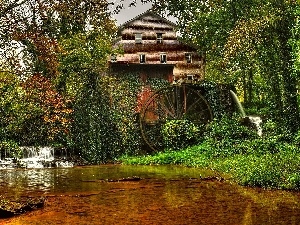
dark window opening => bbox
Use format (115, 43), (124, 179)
(157, 33), (163, 43)
(185, 53), (192, 63)
(160, 54), (167, 63)
(140, 54), (146, 63)
(135, 33), (142, 43)
(187, 74), (194, 80)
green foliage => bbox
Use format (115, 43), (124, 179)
(121, 144), (212, 167)
(57, 28), (128, 163)
(244, 105), (270, 117)
(0, 0), (116, 76)
(71, 73), (143, 163)
(98, 74), (143, 157)
(122, 138), (300, 189)
(262, 119), (294, 143)
(204, 116), (258, 141)
(162, 119), (203, 150)
(121, 115), (300, 190)
(146, 77), (169, 90)
(0, 71), (71, 147)
(215, 145), (300, 189)
(0, 72), (29, 141)
(0, 140), (21, 159)
(198, 81), (225, 118)
(57, 31), (114, 96)
(156, 0), (300, 132)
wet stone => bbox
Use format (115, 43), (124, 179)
(0, 197), (45, 218)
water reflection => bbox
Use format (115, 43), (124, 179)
(1, 165), (300, 225)
(0, 165), (213, 195)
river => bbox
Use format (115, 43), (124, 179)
(0, 165), (300, 224)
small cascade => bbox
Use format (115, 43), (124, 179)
(230, 90), (263, 137)
(20, 146), (55, 169)
(230, 90), (246, 117)
(0, 158), (15, 169)
(248, 116), (263, 137)
(0, 147), (74, 169)
(22, 146), (54, 160)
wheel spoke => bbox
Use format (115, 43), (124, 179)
(186, 98), (206, 114)
(179, 86), (192, 117)
(156, 98), (176, 118)
(140, 85), (213, 152)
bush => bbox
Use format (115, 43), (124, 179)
(293, 129), (300, 147)
(262, 119), (294, 142)
(162, 119), (203, 150)
(0, 140), (21, 159)
(200, 116), (259, 157)
(219, 148), (300, 189)
(120, 114), (300, 190)
(204, 116), (258, 141)
(71, 73), (143, 163)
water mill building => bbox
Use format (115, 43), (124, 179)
(109, 10), (204, 84)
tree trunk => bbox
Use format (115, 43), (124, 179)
(277, 6), (300, 132)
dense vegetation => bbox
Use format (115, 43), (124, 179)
(121, 116), (300, 190)
(153, 0), (300, 132)
(0, 0), (138, 161)
(1, 1), (300, 189)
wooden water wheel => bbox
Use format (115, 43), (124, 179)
(139, 84), (213, 152)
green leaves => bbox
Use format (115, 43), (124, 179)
(0, 71), (72, 146)
(121, 115), (300, 189)
(162, 119), (203, 150)
(155, 0), (300, 132)
(71, 73), (143, 163)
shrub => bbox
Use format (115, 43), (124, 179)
(204, 116), (258, 141)
(198, 81), (229, 118)
(71, 73), (143, 163)
(162, 119), (204, 150)
(262, 119), (293, 143)
(286, 173), (300, 189)
(293, 129), (300, 147)
(0, 140), (21, 159)
(200, 116), (258, 157)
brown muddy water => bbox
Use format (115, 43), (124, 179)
(0, 165), (300, 225)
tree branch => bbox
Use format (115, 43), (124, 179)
(0, 0), (29, 18)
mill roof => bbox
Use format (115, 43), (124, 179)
(118, 9), (177, 31)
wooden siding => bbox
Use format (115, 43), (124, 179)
(111, 11), (204, 81)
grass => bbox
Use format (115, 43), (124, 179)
(120, 140), (300, 190)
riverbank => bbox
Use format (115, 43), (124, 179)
(0, 196), (45, 219)
(1, 165), (300, 225)
(121, 116), (300, 190)
(120, 140), (300, 190)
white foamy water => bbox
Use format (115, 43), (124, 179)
(0, 146), (73, 169)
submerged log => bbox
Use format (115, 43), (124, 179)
(107, 176), (141, 182)
(199, 176), (225, 182)
(0, 197), (45, 218)
(81, 176), (142, 183)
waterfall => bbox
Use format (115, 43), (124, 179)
(21, 146), (54, 160)
(20, 146), (55, 168)
(230, 90), (262, 137)
(0, 146), (74, 169)
(20, 147), (72, 169)
(248, 116), (263, 137)
(230, 90), (246, 117)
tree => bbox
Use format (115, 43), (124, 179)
(21, 73), (72, 145)
(0, 0), (117, 152)
(0, 0), (115, 78)
(57, 29), (138, 163)
(0, 70), (72, 146)
(151, 0), (300, 132)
